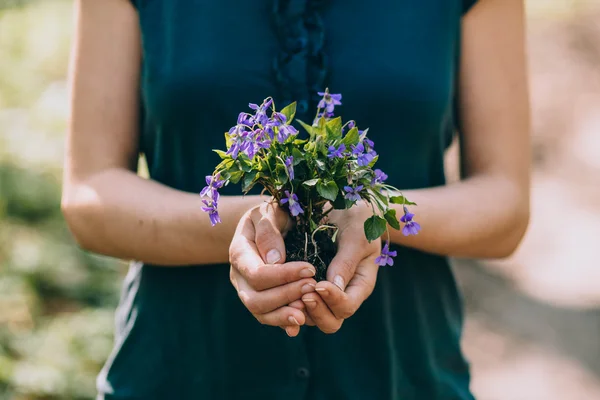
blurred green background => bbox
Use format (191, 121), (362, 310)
(1, 1), (599, 399)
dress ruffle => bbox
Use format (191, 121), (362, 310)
(271, 0), (328, 116)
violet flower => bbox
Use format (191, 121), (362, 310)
(280, 190), (304, 217)
(277, 124), (298, 143)
(237, 112), (253, 127)
(375, 242), (397, 266)
(317, 91), (342, 114)
(201, 199), (221, 226)
(351, 142), (376, 166)
(200, 173), (225, 199)
(285, 156), (295, 180)
(249, 99), (272, 126)
(371, 169), (388, 186)
(327, 143), (346, 159)
(253, 129), (271, 149)
(344, 185), (363, 202)
(400, 206), (421, 236)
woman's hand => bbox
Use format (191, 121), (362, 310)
(229, 201), (317, 337)
(301, 201), (381, 333)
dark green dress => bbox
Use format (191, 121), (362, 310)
(97, 1), (478, 399)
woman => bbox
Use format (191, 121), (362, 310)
(62, 0), (530, 398)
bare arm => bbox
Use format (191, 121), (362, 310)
(389, 0), (530, 258)
(61, 0), (261, 266)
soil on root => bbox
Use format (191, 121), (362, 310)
(284, 226), (337, 282)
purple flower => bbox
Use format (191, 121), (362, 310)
(277, 123), (298, 143)
(272, 112), (287, 125)
(375, 242), (397, 266)
(351, 142), (376, 166)
(327, 143), (346, 159)
(317, 91), (342, 113)
(237, 112), (253, 127)
(364, 138), (375, 150)
(226, 124), (249, 159)
(343, 185), (363, 202)
(254, 129), (271, 149)
(280, 190), (304, 217)
(371, 169), (388, 186)
(249, 98), (272, 126)
(200, 173), (224, 199)
(400, 206), (421, 236)
(285, 156), (294, 180)
(201, 199), (221, 226)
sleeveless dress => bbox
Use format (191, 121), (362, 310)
(97, 1), (479, 399)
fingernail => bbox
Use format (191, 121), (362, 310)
(266, 249), (281, 264)
(299, 268), (316, 278)
(285, 327), (294, 337)
(315, 287), (329, 296)
(301, 283), (316, 294)
(303, 298), (317, 309)
(288, 316), (300, 325)
(334, 275), (345, 291)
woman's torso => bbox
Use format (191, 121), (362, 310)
(97, 1), (476, 399)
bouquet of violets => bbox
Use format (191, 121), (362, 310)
(201, 89), (420, 280)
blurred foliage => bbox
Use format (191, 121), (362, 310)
(1, 2), (121, 399)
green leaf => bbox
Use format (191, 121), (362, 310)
(229, 170), (244, 184)
(315, 159), (326, 170)
(342, 127), (360, 146)
(297, 119), (314, 136)
(325, 117), (343, 140)
(317, 180), (338, 202)
(280, 102), (297, 123)
(384, 208), (401, 230)
(291, 148), (304, 164)
(216, 158), (235, 171)
(241, 171), (258, 192)
(238, 156), (253, 172)
(303, 178), (320, 187)
(368, 155), (379, 168)
(213, 149), (229, 159)
(225, 132), (234, 148)
(310, 218), (318, 231)
(276, 167), (289, 185)
(389, 195), (417, 206)
(359, 128), (369, 142)
(364, 215), (387, 242)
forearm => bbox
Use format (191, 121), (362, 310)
(62, 168), (262, 265)
(389, 175), (529, 258)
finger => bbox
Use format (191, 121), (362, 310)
(254, 305), (306, 327)
(288, 300), (305, 310)
(314, 281), (353, 320)
(285, 326), (300, 337)
(236, 273), (317, 314)
(251, 202), (293, 264)
(287, 300), (316, 326)
(229, 215), (264, 275)
(301, 293), (343, 334)
(325, 240), (364, 292)
(343, 255), (379, 311)
(281, 301), (306, 335)
(238, 261), (316, 292)
(319, 255), (378, 319)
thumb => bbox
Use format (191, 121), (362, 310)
(252, 202), (292, 265)
(326, 239), (362, 292)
